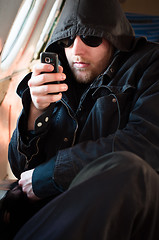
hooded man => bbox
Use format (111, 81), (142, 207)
(8, 0), (159, 239)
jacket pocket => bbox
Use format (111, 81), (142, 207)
(82, 84), (136, 140)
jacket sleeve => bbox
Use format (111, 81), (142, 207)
(8, 73), (64, 198)
(8, 72), (57, 177)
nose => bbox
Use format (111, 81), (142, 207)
(72, 36), (85, 55)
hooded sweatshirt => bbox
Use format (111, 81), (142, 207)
(46, 0), (135, 55)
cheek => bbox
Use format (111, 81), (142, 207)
(98, 46), (113, 66)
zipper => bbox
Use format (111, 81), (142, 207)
(18, 99), (78, 169)
(17, 136), (41, 170)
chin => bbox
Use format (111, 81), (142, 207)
(75, 76), (93, 84)
(73, 71), (94, 84)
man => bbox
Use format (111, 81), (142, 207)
(8, 0), (159, 239)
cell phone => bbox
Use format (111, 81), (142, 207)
(40, 52), (60, 84)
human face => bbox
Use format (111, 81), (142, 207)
(65, 36), (113, 84)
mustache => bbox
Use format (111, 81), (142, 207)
(72, 56), (89, 63)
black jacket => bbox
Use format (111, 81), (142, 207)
(8, 0), (159, 198)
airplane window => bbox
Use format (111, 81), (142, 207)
(0, 0), (47, 71)
(1, 0), (35, 63)
(34, 0), (65, 59)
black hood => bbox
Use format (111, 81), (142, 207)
(46, 0), (135, 54)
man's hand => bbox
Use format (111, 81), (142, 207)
(18, 169), (39, 201)
(27, 63), (68, 130)
(28, 63), (67, 110)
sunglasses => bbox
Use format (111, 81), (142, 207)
(57, 35), (103, 48)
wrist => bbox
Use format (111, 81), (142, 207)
(28, 102), (45, 130)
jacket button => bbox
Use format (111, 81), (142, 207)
(64, 137), (69, 142)
(37, 122), (43, 127)
(112, 98), (117, 103)
(45, 117), (49, 122)
(110, 67), (114, 73)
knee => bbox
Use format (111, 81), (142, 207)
(104, 151), (159, 194)
(71, 151), (159, 193)
(105, 151), (158, 180)
(105, 151), (154, 175)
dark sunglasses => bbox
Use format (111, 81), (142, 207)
(58, 35), (103, 48)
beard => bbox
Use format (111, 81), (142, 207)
(70, 67), (96, 84)
(68, 56), (102, 84)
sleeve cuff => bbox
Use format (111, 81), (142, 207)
(32, 156), (63, 198)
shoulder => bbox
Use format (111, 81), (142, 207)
(132, 38), (159, 59)
(16, 72), (32, 97)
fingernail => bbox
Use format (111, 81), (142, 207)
(61, 74), (66, 80)
(48, 65), (53, 71)
(62, 84), (68, 90)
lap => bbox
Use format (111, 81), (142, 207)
(14, 151), (159, 240)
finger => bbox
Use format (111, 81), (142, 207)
(18, 178), (28, 187)
(32, 92), (63, 107)
(28, 72), (66, 87)
(18, 179), (22, 186)
(31, 93), (63, 110)
(18, 172), (25, 186)
(32, 63), (54, 77)
(30, 83), (68, 96)
(58, 65), (63, 73)
(27, 191), (40, 201)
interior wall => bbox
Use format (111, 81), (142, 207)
(120, 0), (159, 15)
(0, 0), (23, 50)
